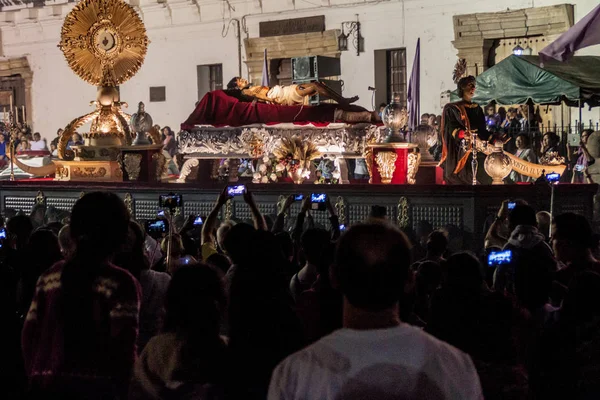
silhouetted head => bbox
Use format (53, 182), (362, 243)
(508, 204), (537, 232)
(6, 214), (33, 249)
(334, 223), (412, 312)
(163, 264), (226, 337)
(552, 212), (594, 263)
(426, 230), (449, 257)
(301, 228), (331, 266)
(70, 192), (129, 260)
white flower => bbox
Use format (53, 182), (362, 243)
(269, 173), (277, 182)
(275, 163), (285, 172)
(332, 171), (341, 179)
(259, 164), (268, 173)
(262, 155), (270, 163)
(261, 176), (269, 183)
(253, 172), (261, 180)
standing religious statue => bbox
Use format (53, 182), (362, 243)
(439, 76), (492, 185)
(130, 101), (153, 145)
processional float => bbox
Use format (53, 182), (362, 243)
(9, 0), (165, 181)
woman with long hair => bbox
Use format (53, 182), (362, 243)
(510, 133), (537, 183)
(130, 264), (228, 399)
(22, 192), (141, 400)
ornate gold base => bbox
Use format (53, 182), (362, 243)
(72, 145), (121, 161)
(54, 160), (123, 182)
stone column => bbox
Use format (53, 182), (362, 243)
(452, 38), (495, 77)
(24, 74), (33, 127)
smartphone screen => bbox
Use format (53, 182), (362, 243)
(487, 250), (512, 267)
(227, 185), (246, 197)
(193, 216), (203, 226)
(311, 193), (327, 203)
(294, 194), (304, 201)
(546, 173), (560, 183)
(159, 194), (182, 208)
(145, 219), (167, 235)
(508, 202), (516, 210)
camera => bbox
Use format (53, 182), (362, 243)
(546, 173), (561, 184)
(487, 250), (512, 267)
(159, 193), (182, 209)
(311, 193), (327, 211)
(193, 216), (204, 226)
(294, 194), (304, 201)
(227, 185), (246, 197)
(508, 202), (516, 210)
(145, 219), (168, 238)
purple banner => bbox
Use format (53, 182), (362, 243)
(407, 38), (420, 130)
(540, 4), (600, 62)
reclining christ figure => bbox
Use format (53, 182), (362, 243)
(227, 77), (359, 107)
(225, 77), (379, 123)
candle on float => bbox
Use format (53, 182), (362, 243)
(9, 95), (12, 110)
(22, 105), (25, 124)
(14, 106), (18, 123)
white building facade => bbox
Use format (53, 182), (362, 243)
(0, 0), (597, 140)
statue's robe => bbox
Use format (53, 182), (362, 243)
(439, 100), (492, 185)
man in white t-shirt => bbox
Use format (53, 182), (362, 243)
(29, 132), (47, 151)
(268, 222), (483, 400)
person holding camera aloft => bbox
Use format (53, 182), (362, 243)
(570, 129), (595, 183)
(492, 204), (555, 296)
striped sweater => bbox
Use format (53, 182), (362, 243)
(21, 261), (141, 391)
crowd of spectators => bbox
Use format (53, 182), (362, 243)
(1, 189), (600, 399)
(0, 123), (181, 174)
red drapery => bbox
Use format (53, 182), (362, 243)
(181, 90), (354, 130)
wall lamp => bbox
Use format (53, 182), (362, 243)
(337, 14), (362, 56)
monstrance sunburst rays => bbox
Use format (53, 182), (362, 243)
(58, 0), (149, 86)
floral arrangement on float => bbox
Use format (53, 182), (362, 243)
(272, 136), (320, 184)
(313, 157), (341, 184)
(252, 155), (280, 183)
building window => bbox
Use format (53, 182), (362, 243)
(197, 64), (223, 100)
(387, 49), (407, 106)
(149, 86), (166, 102)
(209, 64), (223, 91)
(373, 48), (407, 108)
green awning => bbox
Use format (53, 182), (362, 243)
(450, 55), (600, 107)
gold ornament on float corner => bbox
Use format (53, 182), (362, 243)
(375, 151), (398, 184)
